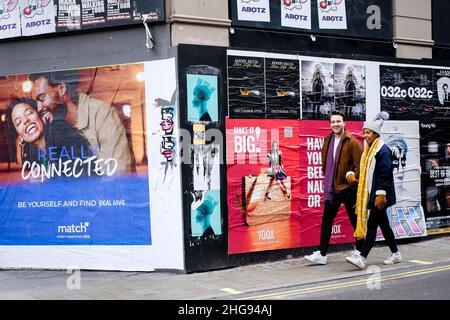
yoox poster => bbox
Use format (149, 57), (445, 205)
(226, 118), (301, 254)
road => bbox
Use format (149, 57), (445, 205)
(232, 263), (450, 300)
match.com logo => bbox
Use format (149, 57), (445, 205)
(57, 222), (91, 239)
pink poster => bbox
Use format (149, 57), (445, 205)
(298, 120), (364, 247)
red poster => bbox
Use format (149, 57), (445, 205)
(226, 118), (301, 254)
(299, 120), (364, 247)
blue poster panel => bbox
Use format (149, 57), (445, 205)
(0, 63), (151, 245)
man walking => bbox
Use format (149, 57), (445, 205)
(305, 109), (363, 265)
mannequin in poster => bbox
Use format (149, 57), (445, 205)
(265, 141), (290, 200)
(344, 72), (356, 107)
(192, 78), (215, 122)
(311, 68), (324, 117)
(191, 190), (219, 238)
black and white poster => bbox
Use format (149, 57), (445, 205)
(81, 0), (105, 26)
(57, 0), (81, 29)
(334, 63), (366, 120)
(228, 55), (266, 118)
(265, 58), (300, 119)
(420, 121), (450, 234)
(433, 69), (450, 118)
(106, 0), (132, 22)
(380, 65), (434, 120)
(301, 60), (334, 119)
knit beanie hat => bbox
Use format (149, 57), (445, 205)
(363, 111), (389, 135)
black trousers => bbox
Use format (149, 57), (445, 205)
(319, 188), (363, 256)
(360, 207), (398, 258)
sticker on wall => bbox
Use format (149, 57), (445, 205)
(280, 0), (311, 30)
(237, 0), (270, 22)
(265, 58), (300, 119)
(334, 63), (366, 121)
(317, 0), (347, 29)
(0, 0), (21, 39)
(228, 55), (266, 118)
(159, 104), (176, 162)
(190, 189), (222, 238)
(193, 123), (206, 145)
(20, 0), (56, 36)
(301, 60), (334, 119)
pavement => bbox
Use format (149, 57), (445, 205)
(0, 235), (450, 300)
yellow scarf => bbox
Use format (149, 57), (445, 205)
(354, 138), (381, 240)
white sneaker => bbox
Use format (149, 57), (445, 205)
(345, 253), (366, 270)
(304, 251), (327, 265)
(349, 249), (361, 258)
(384, 251), (402, 265)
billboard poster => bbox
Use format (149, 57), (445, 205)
(0, 0), (21, 39)
(380, 65), (434, 120)
(265, 58), (300, 119)
(193, 144), (220, 191)
(228, 55), (266, 118)
(420, 121), (450, 234)
(106, 0), (132, 22)
(301, 60), (334, 120)
(317, 0), (347, 29)
(433, 69), (450, 118)
(0, 63), (151, 245)
(81, 0), (105, 26)
(334, 63), (366, 121)
(20, 0), (56, 37)
(379, 121), (427, 240)
(186, 72), (219, 123)
(226, 118), (301, 254)
(190, 189), (222, 238)
(0, 1), (164, 39)
(298, 120), (363, 247)
(237, 0), (270, 22)
(280, 0), (311, 30)
(231, 0), (391, 40)
(57, 0), (81, 29)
